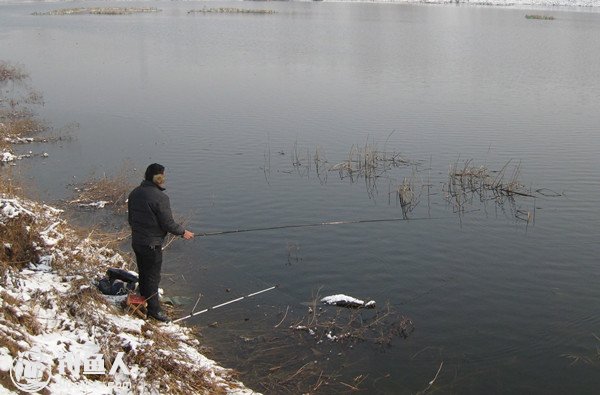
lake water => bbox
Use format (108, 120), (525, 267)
(2, 1), (600, 393)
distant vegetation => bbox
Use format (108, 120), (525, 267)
(0, 61), (27, 82)
(187, 8), (276, 15)
(32, 7), (161, 16)
(0, 61), (46, 153)
(525, 14), (555, 20)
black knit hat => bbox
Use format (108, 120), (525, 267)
(144, 163), (165, 182)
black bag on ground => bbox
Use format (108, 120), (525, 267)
(107, 268), (139, 283)
(97, 268), (138, 296)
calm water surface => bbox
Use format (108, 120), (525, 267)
(1, 1), (599, 393)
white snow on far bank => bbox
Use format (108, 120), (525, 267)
(324, 0), (600, 7)
(0, 0), (600, 7)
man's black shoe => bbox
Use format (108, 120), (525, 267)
(148, 310), (171, 323)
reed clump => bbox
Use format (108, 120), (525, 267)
(446, 159), (530, 200)
(330, 141), (408, 181)
(561, 333), (600, 367)
(0, 61), (28, 82)
(187, 8), (276, 14)
(525, 14), (555, 20)
(395, 174), (422, 218)
(242, 289), (413, 392)
(329, 140), (410, 200)
(32, 7), (161, 16)
(68, 165), (136, 213)
(0, 203), (42, 274)
(289, 289), (414, 346)
(0, 61), (48, 155)
(444, 158), (536, 223)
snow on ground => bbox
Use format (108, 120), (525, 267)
(321, 294), (376, 308)
(0, 195), (259, 394)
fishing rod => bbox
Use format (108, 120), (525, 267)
(172, 285), (278, 323)
(199, 216), (442, 237)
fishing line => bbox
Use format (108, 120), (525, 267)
(178, 215), (454, 320)
(198, 215), (448, 237)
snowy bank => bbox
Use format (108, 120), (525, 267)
(0, 195), (259, 394)
(329, 0), (600, 6)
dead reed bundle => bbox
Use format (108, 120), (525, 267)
(1, 291), (42, 336)
(32, 7), (161, 16)
(0, 168), (23, 196)
(72, 226), (131, 252)
(0, 118), (46, 137)
(0, 61), (48, 153)
(187, 8), (276, 14)
(289, 290), (414, 346)
(561, 333), (600, 367)
(525, 14), (555, 20)
(231, 331), (347, 394)
(0, 211), (42, 274)
(0, 61), (27, 82)
(444, 158), (535, 223)
(235, 290), (413, 393)
(329, 141), (408, 181)
(448, 159), (531, 198)
(69, 166), (136, 213)
(395, 175), (422, 218)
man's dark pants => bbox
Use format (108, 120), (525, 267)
(132, 244), (163, 315)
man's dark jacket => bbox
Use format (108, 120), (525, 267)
(128, 180), (184, 246)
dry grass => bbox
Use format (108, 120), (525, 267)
(561, 333), (600, 367)
(253, 290), (415, 392)
(1, 118), (46, 136)
(1, 61), (49, 155)
(0, 168), (24, 196)
(330, 141), (408, 181)
(82, 227), (130, 251)
(395, 174), (422, 219)
(525, 14), (555, 20)
(444, 158), (535, 222)
(233, 289), (414, 394)
(128, 349), (227, 394)
(289, 299), (414, 346)
(0, 61), (28, 82)
(68, 164), (136, 213)
(328, 140), (410, 200)
(0, 215), (42, 275)
(188, 8), (276, 14)
(32, 7), (161, 16)
(447, 159), (530, 197)
(1, 296), (42, 336)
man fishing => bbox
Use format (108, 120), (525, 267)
(128, 163), (194, 322)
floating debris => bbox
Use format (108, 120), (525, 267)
(321, 294), (376, 309)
